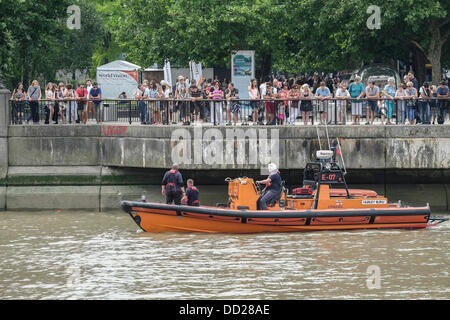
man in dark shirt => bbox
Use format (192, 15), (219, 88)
(185, 179), (200, 206)
(189, 85), (203, 122)
(256, 163), (282, 210)
(408, 72), (419, 92)
(161, 164), (185, 205)
(436, 80), (449, 123)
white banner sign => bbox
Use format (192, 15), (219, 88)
(231, 50), (255, 99)
(163, 60), (173, 87)
(189, 61), (203, 85)
(96, 70), (139, 99)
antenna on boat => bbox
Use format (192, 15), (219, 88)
(315, 125), (323, 150)
(336, 138), (347, 175)
(324, 120), (331, 150)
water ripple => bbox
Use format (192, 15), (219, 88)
(0, 211), (448, 299)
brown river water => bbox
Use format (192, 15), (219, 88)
(0, 186), (449, 300)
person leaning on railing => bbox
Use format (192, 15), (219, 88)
(436, 80), (449, 124)
(11, 83), (26, 124)
(209, 80), (224, 125)
(225, 82), (240, 126)
(202, 81), (212, 122)
(429, 85), (438, 124)
(315, 81), (331, 125)
(383, 77), (396, 124)
(75, 83), (88, 124)
(395, 83), (407, 125)
(264, 82), (275, 125)
(365, 81), (380, 125)
(134, 84), (146, 125)
(248, 78), (260, 125)
(147, 80), (158, 125)
(44, 82), (56, 124)
(300, 83), (313, 126)
(175, 76), (189, 125)
(89, 82), (102, 123)
(405, 81), (418, 125)
(155, 85), (165, 125)
(64, 84), (77, 124)
(418, 82), (431, 125)
(348, 76), (365, 125)
(189, 83), (204, 123)
(27, 80), (42, 124)
(288, 83), (300, 125)
(335, 83), (350, 125)
(56, 82), (66, 124)
(84, 79), (94, 124)
(277, 83), (289, 125)
(161, 80), (172, 125)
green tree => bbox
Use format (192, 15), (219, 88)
(54, 0), (105, 80)
(111, 0), (288, 76)
(281, 0), (449, 83)
(0, 0), (72, 89)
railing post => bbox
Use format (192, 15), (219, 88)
(334, 99), (337, 125)
(129, 100), (132, 124)
(0, 87), (10, 210)
(213, 101), (216, 126)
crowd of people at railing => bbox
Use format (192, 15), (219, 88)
(9, 72), (450, 126)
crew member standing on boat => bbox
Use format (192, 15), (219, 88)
(185, 179), (200, 206)
(256, 163), (282, 210)
(161, 164), (185, 205)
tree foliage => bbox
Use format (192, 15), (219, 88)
(0, 0), (449, 89)
(0, 0), (104, 89)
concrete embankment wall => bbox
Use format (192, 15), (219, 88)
(1, 89), (449, 211)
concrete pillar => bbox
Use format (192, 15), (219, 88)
(0, 88), (10, 210)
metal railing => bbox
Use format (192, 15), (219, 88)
(8, 97), (450, 125)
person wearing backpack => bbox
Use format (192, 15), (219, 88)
(161, 164), (185, 205)
(418, 82), (431, 124)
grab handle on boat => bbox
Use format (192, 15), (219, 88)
(225, 177), (232, 182)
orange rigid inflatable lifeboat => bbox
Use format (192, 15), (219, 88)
(121, 150), (447, 233)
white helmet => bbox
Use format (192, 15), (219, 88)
(268, 163), (278, 173)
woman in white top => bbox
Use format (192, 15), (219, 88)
(335, 83), (350, 124)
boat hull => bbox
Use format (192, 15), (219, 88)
(122, 201), (434, 234)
